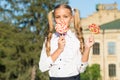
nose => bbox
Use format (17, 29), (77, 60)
(60, 18), (65, 23)
(56, 17), (65, 24)
(59, 16), (64, 21)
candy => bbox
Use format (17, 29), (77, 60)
(88, 23), (100, 34)
(55, 23), (68, 34)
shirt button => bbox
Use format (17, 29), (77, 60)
(58, 67), (61, 70)
(50, 64), (52, 66)
(60, 59), (62, 61)
(81, 64), (83, 66)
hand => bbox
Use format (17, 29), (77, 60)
(58, 36), (66, 51)
(85, 35), (95, 48)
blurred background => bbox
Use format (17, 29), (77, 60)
(0, 0), (120, 80)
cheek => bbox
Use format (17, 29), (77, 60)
(65, 20), (71, 26)
(55, 19), (60, 24)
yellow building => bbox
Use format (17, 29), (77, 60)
(81, 3), (120, 80)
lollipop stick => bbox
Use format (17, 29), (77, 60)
(91, 32), (94, 36)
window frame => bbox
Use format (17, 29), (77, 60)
(108, 64), (116, 77)
(93, 42), (100, 55)
(108, 42), (116, 55)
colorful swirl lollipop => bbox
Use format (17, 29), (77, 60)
(55, 23), (68, 35)
(88, 23), (100, 34)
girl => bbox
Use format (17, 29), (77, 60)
(39, 4), (94, 80)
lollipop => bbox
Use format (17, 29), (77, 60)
(88, 23), (100, 34)
(55, 23), (68, 35)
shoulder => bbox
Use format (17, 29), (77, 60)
(68, 30), (78, 39)
(51, 32), (58, 39)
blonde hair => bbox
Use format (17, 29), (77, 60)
(46, 4), (85, 56)
(46, 11), (54, 56)
(73, 8), (85, 54)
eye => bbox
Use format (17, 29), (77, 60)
(64, 16), (68, 18)
(55, 16), (60, 19)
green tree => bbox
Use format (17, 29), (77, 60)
(0, 0), (68, 80)
(80, 64), (101, 80)
(90, 64), (101, 80)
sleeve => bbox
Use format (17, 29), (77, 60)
(39, 41), (53, 72)
(77, 49), (88, 73)
(79, 61), (88, 73)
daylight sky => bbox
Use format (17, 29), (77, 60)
(69, 0), (120, 18)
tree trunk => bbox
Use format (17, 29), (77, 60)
(31, 65), (36, 80)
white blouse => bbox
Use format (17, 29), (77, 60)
(39, 30), (88, 77)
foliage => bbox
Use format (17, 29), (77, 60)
(80, 64), (101, 80)
(0, 0), (68, 80)
(0, 21), (39, 80)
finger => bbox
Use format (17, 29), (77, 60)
(58, 37), (63, 43)
(59, 36), (65, 40)
(89, 35), (94, 41)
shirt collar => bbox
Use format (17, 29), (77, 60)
(53, 29), (74, 38)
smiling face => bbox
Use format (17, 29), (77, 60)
(54, 6), (73, 28)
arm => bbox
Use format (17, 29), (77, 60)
(51, 36), (65, 62)
(79, 35), (94, 73)
(82, 35), (94, 62)
(39, 41), (53, 72)
(81, 46), (90, 62)
(39, 36), (65, 72)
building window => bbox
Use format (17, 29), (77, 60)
(93, 42), (100, 55)
(109, 64), (116, 77)
(108, 42), (115, 55)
